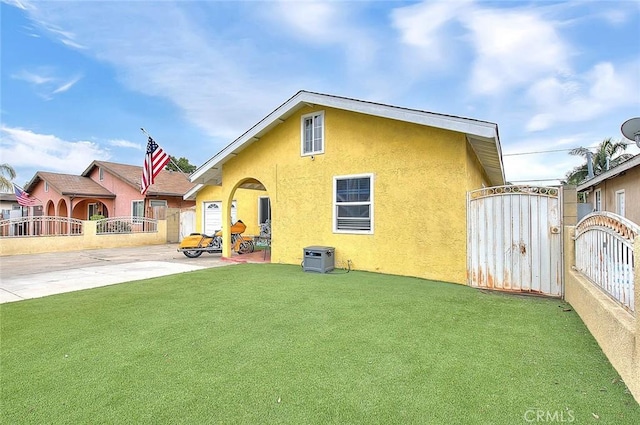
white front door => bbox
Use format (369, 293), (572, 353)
(203, 201), (237, 235)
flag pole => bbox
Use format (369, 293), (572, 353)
(140, 128), (191, 181)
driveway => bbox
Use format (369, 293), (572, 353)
(0, 244), (234, 304)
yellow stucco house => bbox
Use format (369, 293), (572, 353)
(186, 91), (505, 284)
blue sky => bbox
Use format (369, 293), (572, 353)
(1, 0), (639, 189)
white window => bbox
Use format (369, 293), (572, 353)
(44, 181), (49, 192)
(99, 167), (104, 181)
(616, 190), (625, 217)
(593, 189), (602, 212)
(301, 111), (324, 156)
(258, 197), (271, 225)
(333, 173), (373, 234)
(132, 200), (144, 222)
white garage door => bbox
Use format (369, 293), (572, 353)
(203, 201), (237, 235)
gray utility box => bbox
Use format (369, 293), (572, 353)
(303, 246), (335, 273)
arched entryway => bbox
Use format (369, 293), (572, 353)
(220, 177), (271, 262)
(71, 199), (109, 220)
(46, 201), (55, 216)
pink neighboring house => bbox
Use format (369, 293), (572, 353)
(23, 160), (196, 220)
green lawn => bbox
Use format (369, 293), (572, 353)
(1, 264), (638, 424)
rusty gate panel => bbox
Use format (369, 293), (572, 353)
(467, 186), (562, 296)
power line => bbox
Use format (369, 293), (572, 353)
(503, 147), (578, 156)
(503, 141), (636, 157)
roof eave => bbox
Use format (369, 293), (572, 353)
(577, 154), (640, 191)
(61, 192), (116, 198)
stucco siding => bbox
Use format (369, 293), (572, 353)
(585, 166), (640, 224)
(204, 106), (484, 284)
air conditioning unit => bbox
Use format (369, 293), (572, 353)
(303, 246), (335, 273)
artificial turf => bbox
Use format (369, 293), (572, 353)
(1, 263), (638, 424)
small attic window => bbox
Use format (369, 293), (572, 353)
(301, 111), (324, 156)
(44, 182), (49, 192)
(99, 167), (104, 181)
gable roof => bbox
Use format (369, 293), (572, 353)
(82, 161), (196, 196)
(188, 90), (505, 197)
(577, 154), (640, 191)
(25, 172), (116, 197)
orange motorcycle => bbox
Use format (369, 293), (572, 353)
(177, 220), (255, 258)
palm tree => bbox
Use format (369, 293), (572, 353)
(565, 138), (632, 185)
(0, 163), (17, 193)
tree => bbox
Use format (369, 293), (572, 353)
(564, 138), (632, 185)
(165, 156), (197, 174)
(0, 163), (17, 193)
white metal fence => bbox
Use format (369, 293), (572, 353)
(0, 216), (83, 237)
(0, 216), (159, 238)
(95, 217), (158, 234)
(574, 212), (637, 313)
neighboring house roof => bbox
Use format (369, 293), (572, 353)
(82, 160), (196, 197)
(577, 154), (640, 192)
(0, 193), (18, 202)
(188, 90), (505, 198)
(25, 172), (116, 197)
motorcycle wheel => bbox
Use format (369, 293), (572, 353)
(183, 250), (203, 258)
(238, 240), (254, 254)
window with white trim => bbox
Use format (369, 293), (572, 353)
(615, 190), (625, 217)
(594, 189), (602, 212)
(99, 167), (104, 181)
(132, 200), (144, 222)
(301, 111), (324, 156)
(333, 174), (373, 233)
(44, 181), (49, 192)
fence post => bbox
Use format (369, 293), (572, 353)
(562, 186), (578, 298)
(562, 185), (577, 227)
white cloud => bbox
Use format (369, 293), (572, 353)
(15, 1), (302, 141)
(525, 62), (639, 131)
(2, 0), (32, 11)
(108, 139), (142, 150)
(11, 70), (54, 85)
(11, 68), (82, 99)
(390, 0), (471, 65)
(266, 1), (378, 70)
(462, 7), (570, 96)
(0, 126), (110, 176)
(51, 75), (82, 94)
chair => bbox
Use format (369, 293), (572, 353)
(257, 219), (271, 260)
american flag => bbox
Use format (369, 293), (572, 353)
(13, 183), (38, 207)
(141, 136), (171, 195)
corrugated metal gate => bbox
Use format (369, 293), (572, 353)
(467, 186), (562, 296)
